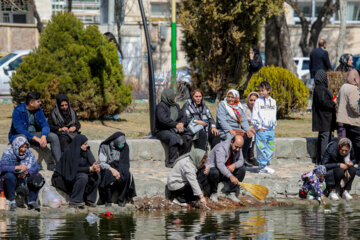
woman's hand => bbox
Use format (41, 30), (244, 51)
(203, 165), (210, 175)
(246, 130), (253, 138)
(176, 123), (184, 133)
(90, 162), (101, 173)
(110, 167), (121, 180)
(59, 127), (69, 132)
(229, 129), (236, 136)
(199, 195), (207, 206)
(346, 161), (354, 167)
(211, 127), (220, 136)
(15, 164), (28, 172)
(68, 126), (76, 133)
(339, 163), (348, 170)
(196, 120), (208, 126)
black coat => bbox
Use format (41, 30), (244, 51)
(312, 84), (336, 132)
(154, 101), (187, 134)
(309, 48), (332, 78)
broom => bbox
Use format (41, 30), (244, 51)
(238, 182), (269, 200)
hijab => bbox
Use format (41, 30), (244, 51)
(56, 134), (95, 182)
(11, 135), (30, 160)
(51, 94), (77, 129)
(173, 148), (206, 169)
(313, 165), (326, 175)
(314, 70), (328, 88)
(347, 69), (360, 87)
(161, 89), (178, 121)
(99, 132), (128, 166)
(247, 92), (259, 105)
(223, 89), (244, 123)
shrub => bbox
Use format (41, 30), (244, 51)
(244, 66), (309, 118)
(328, 71), (347, 96)
(10, 12), (132, 119)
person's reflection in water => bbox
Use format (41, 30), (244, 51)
(15, 217), (41, 239)
(242, 210), (270, 239)
(323, 204), (350, 239)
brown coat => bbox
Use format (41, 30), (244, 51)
(337, 83), (360, 127)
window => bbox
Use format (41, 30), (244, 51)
(3, 13), (9, 23)
(302, 60), (310, 70)
(0, 53), (16, 66)
(335, 2), (360, 22)
(8, 56), (24, 71)
(13, 14), (26, 23)
(150, 3), (171, 17)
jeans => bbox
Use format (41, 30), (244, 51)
(2, 172), (40, 202)
(32, 132), (61, 163)
(256, 129), (275, 169)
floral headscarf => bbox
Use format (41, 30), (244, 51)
(224, 89), (244, 123)
(12, 135), (30, 160)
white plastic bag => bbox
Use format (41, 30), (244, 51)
(86, 213), (99, 225)
(42, 182), (62, 208)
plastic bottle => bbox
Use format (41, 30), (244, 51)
(0, 192), (6, 210)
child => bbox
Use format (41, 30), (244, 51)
(299, 165), (327, 204)
(251, 81), (277, 174)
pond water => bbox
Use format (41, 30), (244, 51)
(1, 203), (360, 239)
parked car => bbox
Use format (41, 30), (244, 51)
(0, 50), (32, 95)
(294, 57), (310, 80)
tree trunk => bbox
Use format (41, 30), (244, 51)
(115, 0), (125, 49)
(265, 16), (281, 67)
(67, 0), (72, 12)
(336, 0), (347, 66)
(30, 0), (43, 33)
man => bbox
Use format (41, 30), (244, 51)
(309, 39), (332, 79)
(8, 91), (61, 164)
(205, 135), (246, 203)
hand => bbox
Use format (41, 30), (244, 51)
(229, 175), (239, 185)
(246, 130), (253, 138)
(339, 163), (348, 170)
(32, 136), (41, 144)
(176, 123), (184, 133)
(68, 126), (76, 133)
(250, 128), (256, 135)
(227, 163), (236, 173)
(346, 161), (353, 167)
(199, 195), (207, 206)
(40, 135), (47, 148)
(60, 127), (69, 132)
(258, 128), (264, 132)
(203, 165), (210, 175)
(18, 171), (28, 179)
(15, 164), (28, 172)
(211, 127), (220, 136)
(90, 162), (100, 172)
(110, 167), (121, 180)
(196, 120), (208, 126)
(229, 129), (236, 136)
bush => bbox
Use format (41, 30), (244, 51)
(10, 12), (132, 119)
(328, 71), (347, 96)
(244, 66), (309, 119)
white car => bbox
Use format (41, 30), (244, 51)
(0, 50), (32, 95)
(294, 57), (310, 80)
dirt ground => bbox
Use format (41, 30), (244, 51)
(0, 101), (315, 144)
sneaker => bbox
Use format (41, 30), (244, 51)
(28, 202), (40, 212)
(85, 201), (96, 208)
(264, 166), (275, 174)
(10, 202), (16, 211)
(210, 193), (219, 203)
(306, 195), (315, 200)
(69, 201), (85, 208)
(172, 199), (187, 207)
(225, 192), (240, 203)
(342, 190), (353, 200)
(329, 191), (339, 201)
(258, 168), (268, 174)
(105, 202), (112, 207)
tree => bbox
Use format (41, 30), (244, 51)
(335, 0), (347, 66)
(11, 12), (132, 119)
(179, 0), (282, 100)
(67, 0), (72, 12)
(285, 0), (340, 57)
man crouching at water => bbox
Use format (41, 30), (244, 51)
(204, 135), (246, 203)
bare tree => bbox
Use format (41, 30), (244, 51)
(335, 0), (347, 66)
(67, 0), (72, 12)
(114, 0), (136, 48)
(285, 0), (340, 56)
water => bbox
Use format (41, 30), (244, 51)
(1, 203), (360, 239)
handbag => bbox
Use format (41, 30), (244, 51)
(188, 119), (204, 134)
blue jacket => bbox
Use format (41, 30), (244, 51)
(8, 102), (50, 143)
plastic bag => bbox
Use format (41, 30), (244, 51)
(42, 182), (62, 208)
(86, 213), (99, 224)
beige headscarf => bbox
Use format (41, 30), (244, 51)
(347, 69), (360, 87)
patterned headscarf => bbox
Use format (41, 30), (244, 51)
(313, 165), (326, 175)
(338, 137), (352, 150)
(12, 135), (30, 160)
(224, 89), (244, 123)
(314, 70), (328, 88)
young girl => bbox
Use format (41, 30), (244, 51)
(299, 165), (327, 204)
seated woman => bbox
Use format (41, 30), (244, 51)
(321, 138), (357, 201)
(48, 94), (81, 152)
(167, 149), (208, 207)
(98, 132), (136, 207)
(51, 134), (100, 208)
(155, 89), (192, 168)
(182, 88), (220, 151)
(0, 135), (44, 211)
(216, 89), (253, 160)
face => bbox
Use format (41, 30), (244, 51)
(348, 56), (353, 66)
(339, 145), (350, 157)
(249, 48), (254, 55)
(60, 100), (69, 111)
(227, 92), (235, 105)
(259, 87), (270, 98)
(317, 174), (325, 182)
(18, 143), (28, 156)
(192, 91), (203, 106)
(29, 99), (41, 110)
(231, 140), (243, 153)
(248, 95), (258, 109)
(81, 141), (88, 151)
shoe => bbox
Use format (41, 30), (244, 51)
(225, 192), (240, 203)
(105, 202), (112, 207)
(244, 160), (253, 167)
(28, 202), (40, 212)
(306, 195), (315, 200)
(118, 201), (126, 207)
(342, 190), (353, 200)
(85, 201), (96, 208)
(258, 168), (268, 174)
(69, 202), (85, 208)
(172, 199), (187, 207)
(329, 191), (339, 201)
(210, 193), (219, 203)
(264, 167), (275, 174)
(10, 202), (16, 211)
(248, 158), (259, 166)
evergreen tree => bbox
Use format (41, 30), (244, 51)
(11, 12), (132, 119)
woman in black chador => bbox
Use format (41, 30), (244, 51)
(51, 134), (100, 208)
(98, 132), (136, 207)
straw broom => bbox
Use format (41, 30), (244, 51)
(238, 182), (269, 200)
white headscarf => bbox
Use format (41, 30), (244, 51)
(222, 89), (244, 122)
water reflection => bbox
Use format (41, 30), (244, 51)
(2, 204), (360, 239)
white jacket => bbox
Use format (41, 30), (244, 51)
(251, 96), (277, 130)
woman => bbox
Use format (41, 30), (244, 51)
(0, 135), (44, 211)
(245, 45), (263, 89)
(242, 92), (259, 166)
(337, 69), (360, 163)
(216, 89), (253, 160)
(335, 54), (353, 72)
(321, 138), (357, 201)
(98, 132), (136, 207)
(51, 134), (100, 208)
(48, 94), (81, 152)
(181, 89), (220, 151)
(154, 89), (192, 168)
(167, 149), (208, 207)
